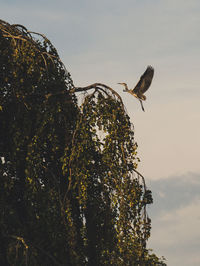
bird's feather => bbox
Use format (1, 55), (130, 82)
(132, 65), (154, 95)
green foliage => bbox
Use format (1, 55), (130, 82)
(0, 19), (166, 265)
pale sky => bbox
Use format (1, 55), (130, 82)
(2, 0), (200, 265)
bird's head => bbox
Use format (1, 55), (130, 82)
(117, 82), (128, 91)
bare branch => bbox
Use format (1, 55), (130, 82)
(74, 83), (123, 104)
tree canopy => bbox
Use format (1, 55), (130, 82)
(0, 19), (166, 265)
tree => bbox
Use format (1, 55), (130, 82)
(0, 19), (166, 265)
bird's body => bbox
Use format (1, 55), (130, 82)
(118, 65), (154, 111)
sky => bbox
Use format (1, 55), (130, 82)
(1, 0), (200, 265)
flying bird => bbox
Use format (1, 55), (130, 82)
(118, 65), (154, 111)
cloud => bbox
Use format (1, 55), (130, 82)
(147, 172), (200, 265)
(147, 172), (200, 216)
(149, 198), (200, 266)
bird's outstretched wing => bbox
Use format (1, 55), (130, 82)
(132, 65), (154, 95)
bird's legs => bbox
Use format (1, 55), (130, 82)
(139, 99), (145, 112)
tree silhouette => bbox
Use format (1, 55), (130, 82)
(0, 19), (166, 265)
